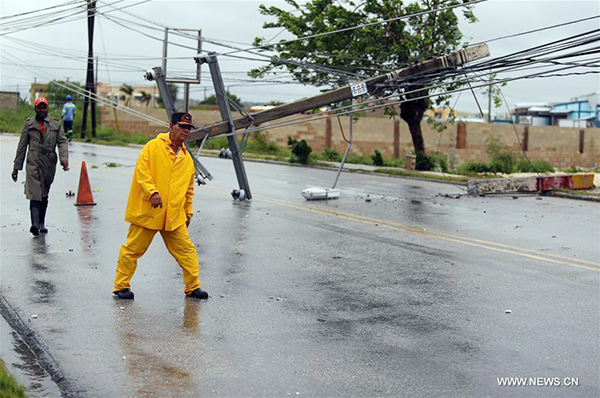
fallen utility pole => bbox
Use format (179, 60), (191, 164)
(145, 44), (489, 200)
(187, 44), (489, 142)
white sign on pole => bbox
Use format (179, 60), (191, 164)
(350, 82), (368, 97)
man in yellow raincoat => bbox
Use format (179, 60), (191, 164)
(113, 112), (208, 300)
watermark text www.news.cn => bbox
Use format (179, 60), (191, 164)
(497, 377), (579, 387)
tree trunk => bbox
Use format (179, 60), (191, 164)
(400, 96), (429, 155)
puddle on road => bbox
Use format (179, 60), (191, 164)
(0, 315), (61, 398)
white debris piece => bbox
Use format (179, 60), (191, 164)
(505, 310), (512, 313)
(301, 187), (340, 200)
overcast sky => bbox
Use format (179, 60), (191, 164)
(1, 0), (598, 116)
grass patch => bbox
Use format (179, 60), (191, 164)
(0, 360), (27, 398)
(81, 126), (152, 146)
(200, 133), (290, 157)
(0, 103), (31, 133)
(202, 137), (229, 150)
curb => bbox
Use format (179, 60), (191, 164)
(0, 295), (84, 398)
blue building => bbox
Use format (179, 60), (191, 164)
(512, 93), (600, 127)
(551, 92), (599, 128)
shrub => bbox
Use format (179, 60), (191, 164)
(415, 151), (448, 172)
(429, 152), (449, 172)
(459, 162), (491, 174)
(371, 149), (385, 166)
(288, 137), (312, 164)
(321, 147), (342, 162)
(385, 157), (404, 168)
(489, 151), (516, 174)
(415, 151), (434, 170)
(245, 132), (282, 155)
(485, 135), (516, 174)
(515, 159), (554, 173)
(346, 154), (372, 165)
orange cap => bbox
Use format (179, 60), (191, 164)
(34, 97), (49, 106)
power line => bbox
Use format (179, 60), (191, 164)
(2, 51), (168, 127)
(95, 5), (366, 81)
(221, 0), (488, 57)
(0, 0), (151, 36)
(472, 15), (600, 46)
(0, 0), (82, 20)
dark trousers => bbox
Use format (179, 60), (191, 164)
(64, 120), (73, 140)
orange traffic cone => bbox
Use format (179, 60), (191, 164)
(75, 161), (96, 206)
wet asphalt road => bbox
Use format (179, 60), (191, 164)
(1, 135), (599, 398)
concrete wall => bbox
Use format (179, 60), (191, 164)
(0, 91), (19, 111)
(100, 107), (600, 169)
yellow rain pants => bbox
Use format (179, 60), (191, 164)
(113, 223), (201, 295)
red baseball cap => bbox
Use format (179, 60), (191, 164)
(34, 97), (49, 106)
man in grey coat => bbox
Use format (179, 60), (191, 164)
(12, 97), (69, 236)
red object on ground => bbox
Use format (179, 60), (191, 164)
(75, 161), (96, 206)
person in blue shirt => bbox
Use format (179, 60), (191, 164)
(61, 95), (76, 141)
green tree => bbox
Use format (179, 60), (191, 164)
(156, 83), (179, 107)
(250, 0), (477, 166)
(47, 80), (83, 103)
(119, 84), (134, 106)
(140, 91), (152, 107)
(201, 92), (243, 106)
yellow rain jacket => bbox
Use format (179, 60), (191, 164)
(125, 133), (195, 231)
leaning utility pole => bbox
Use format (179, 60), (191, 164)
(188, 45), (490, 143)
(146, 44), (490, 200)
(81, 0), (96, 139)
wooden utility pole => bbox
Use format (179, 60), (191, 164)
(81, 0), (96, 139)
(487, 77), (493, 123)
(188, 45), (490, 143)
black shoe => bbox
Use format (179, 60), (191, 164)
(39, 224), (48, 233)
(189, 288), (208, 299)
(30, 225), (40, 236)
(114, 289), (134, 300)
